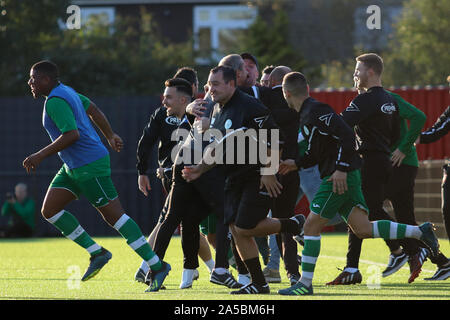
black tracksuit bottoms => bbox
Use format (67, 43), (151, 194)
(153, 165), (230, 270)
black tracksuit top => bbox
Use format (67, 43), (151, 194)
(341, 86), (400, 155)
(136, 106), (183, 174)
(420, 106), (450, 144)
(209, 88), (280, 183)
(295, 97), (361, 179)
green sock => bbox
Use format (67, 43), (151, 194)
(113, 214), (162, 271)
(372, 220), (410, 239)
(300, 235), (321, 287)
(46, 210), (102, 256)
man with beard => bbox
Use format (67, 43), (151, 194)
(182, 66), (305, 294)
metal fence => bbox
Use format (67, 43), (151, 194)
(0, 95), (164, 236)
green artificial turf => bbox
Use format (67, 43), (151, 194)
(1, 234), (449, 300)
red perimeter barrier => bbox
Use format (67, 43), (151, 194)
(197, 88), (449, 228)
(310, 86), (449, 160)
(296, 87), (448, 226)
(199, 87), (448, 160)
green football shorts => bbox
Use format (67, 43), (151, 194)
(309, 169), (369, 223)
(200, 213), (216, 236)
(50, 163), (118, 208)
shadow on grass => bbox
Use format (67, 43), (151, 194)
(380, 282), (450, 291)
(1, 297), (80, 300)
(0, 238), (43, 243)
(309, 283), (450, 299)
(0, 277), (69, 281)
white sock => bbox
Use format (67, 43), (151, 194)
(140, 260), (150, 273)
(181, 269), (195, 284)
(299, 274), (313, 287)
(344, 267), (359, 273)
(204, 258), (215, 273)
(405, 225), (422, 239)
(213, 267), (228, 275)
(238, 273), (251, 285)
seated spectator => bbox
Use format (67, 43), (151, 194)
(1, 183), (35, 238)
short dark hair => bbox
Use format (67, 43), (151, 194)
(210, 65), (236, 85)
(262, 65), (275, 75)
(31, 60), (59, 81)
(240, 52), (258, 68)
(164, 77), (193, 97)
(283, 72), (308, 97)
(356, 53), (384, 76)
(173, 67), (198, 87)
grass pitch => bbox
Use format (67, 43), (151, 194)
(1, 234), (449, 300)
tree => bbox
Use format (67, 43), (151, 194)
(234, 5), (311, 82)
(0, 2), (195, 96)
(0, 0), (69, 96)
(41, 8), (194, 96)
(383, 0), (450, 86)
(320, 59), (355, 89)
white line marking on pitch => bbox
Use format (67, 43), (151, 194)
(320, 255), (435, 273)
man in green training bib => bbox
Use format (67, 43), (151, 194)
(23, 60), (170, 292)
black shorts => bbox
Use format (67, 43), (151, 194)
(270, 171), (299, 219)
(224, 176), (272, 230)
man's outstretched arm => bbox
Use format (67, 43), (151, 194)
(86, 102), (123, 152)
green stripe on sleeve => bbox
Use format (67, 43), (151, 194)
(45, 97), (78, 133)
(77, 93), (92, 111)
